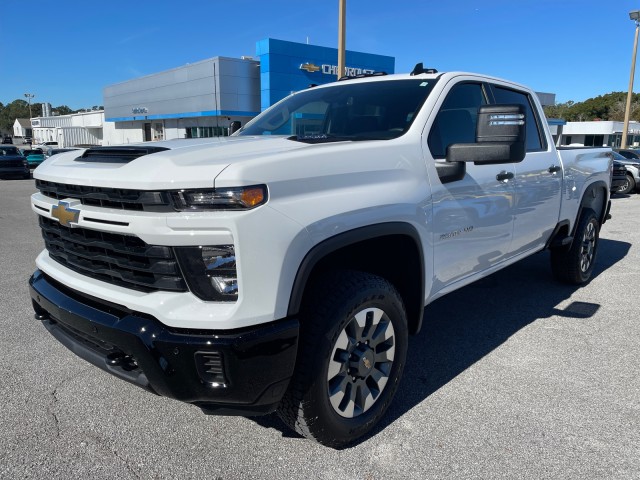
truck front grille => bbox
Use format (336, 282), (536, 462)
(39, 216), (187, 292)
(35, 179), (174, 212)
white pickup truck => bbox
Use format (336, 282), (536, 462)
(29, 67), (612, 447)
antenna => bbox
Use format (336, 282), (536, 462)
(410, 63), (438, 76)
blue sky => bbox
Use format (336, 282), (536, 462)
(2, 0), (639, 109)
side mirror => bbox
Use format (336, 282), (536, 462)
(447, 104), (526, 164)
(229, 121), (242, 135)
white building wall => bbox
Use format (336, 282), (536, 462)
(13, 119), (31, 138)
(102, 121), (144, 145)
(72, 112), (103, 128)
(560, 120), (640, 147)
(30, 111), (105, 147)
(562, 121), (620, 135)
(59, 127), (102, 147)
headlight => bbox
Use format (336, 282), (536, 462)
(175, 245), (238, 301)
(171, 185), (267, 210)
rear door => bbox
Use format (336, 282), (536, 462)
(489, 84), (562, 256)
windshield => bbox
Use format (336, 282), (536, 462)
(238, 79), (438, 143)
(0, 147), (20, 155)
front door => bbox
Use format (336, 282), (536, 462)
(425, 81), (516, 292)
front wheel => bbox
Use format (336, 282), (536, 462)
(618, 174), (635, 195)
(278, 270), (408, 448)
(550, 208), (600, 284)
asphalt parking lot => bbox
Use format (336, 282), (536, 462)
(1, 178), (638, 479)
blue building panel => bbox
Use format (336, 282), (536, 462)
(256, 38), (395, 111)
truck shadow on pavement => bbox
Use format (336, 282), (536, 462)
(250, 238), (631, 447)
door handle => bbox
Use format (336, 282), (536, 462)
(548, 165), (562, 174)
(496, 171), (514, 182)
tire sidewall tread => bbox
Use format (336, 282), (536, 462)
(278, 270), (408, 448)
(551, 208), (600, 285)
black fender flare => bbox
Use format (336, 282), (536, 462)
(287, 222), (426, 333)
(577, 180), (609, 233)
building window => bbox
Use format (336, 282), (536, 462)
(584, 134), (604, 147)
(154, 123), (164, 141)
(187, 126), (229, 138)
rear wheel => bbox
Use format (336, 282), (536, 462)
(551, 208), (599, 284)
(278, 270), (408, 448)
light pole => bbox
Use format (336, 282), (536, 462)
(337, 0), (346, 80)
(24, 93), (34, 119)
(622, 10), (640, 149)
(24, 93), (35, 143)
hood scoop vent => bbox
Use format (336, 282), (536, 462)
(75, 146), (169, 164)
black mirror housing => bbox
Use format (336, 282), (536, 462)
(446, 104), (526, 164)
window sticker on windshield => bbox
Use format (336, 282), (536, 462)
(420, 82), (429, 87)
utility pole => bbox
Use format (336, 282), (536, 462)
(24, 93), (35, 119)
(622, 11), (640, 149)
(24, 93), (35, 142)
(337, 0), (346, 80)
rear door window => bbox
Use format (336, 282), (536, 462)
(491, 86), (546, 151)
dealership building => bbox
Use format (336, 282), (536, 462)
(31, 37), (605, 148)
(101, 38), (395, 145)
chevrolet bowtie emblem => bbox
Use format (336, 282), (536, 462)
(300, 62), (320, 73)
(51, 201), (80, 228)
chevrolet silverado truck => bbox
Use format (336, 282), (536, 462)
(29, 66), (612, 447)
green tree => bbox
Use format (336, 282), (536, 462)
(53, 105), (73, 115)
(0, 99), (30, 131)
(544, 92), (640, 122)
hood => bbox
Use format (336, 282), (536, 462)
(33, 136), (312, 189)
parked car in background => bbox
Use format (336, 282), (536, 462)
(0, 146), (30, 179)
(23, 137), (32, 145)
(615, 149), (640, 160)
(47, 148), (80, 157)
(611, 160), (630, 194)
(34, 141), (58, 148)
(20, 148), (46, 168)
(611, 151), (640, 194)
(2, 136), (13, 144)
(34, 141), (58, 153)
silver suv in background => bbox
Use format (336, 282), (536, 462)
(612, 151), (640, 194)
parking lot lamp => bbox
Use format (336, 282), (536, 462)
(622, 10), (640, 149)
(24, 93), (34, 119)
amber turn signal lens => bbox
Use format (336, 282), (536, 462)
(241, 187), (266, 207)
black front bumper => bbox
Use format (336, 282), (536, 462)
(29, 270), (299, 415)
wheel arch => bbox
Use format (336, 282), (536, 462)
(287, 222), (425, 334)
(548, 180), (609, 251)
(578, 180), (609, 232)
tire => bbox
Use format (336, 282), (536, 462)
(617, 174), (635, 195)
(550, 208), (600, 284)
(278, 270), (408, 448)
